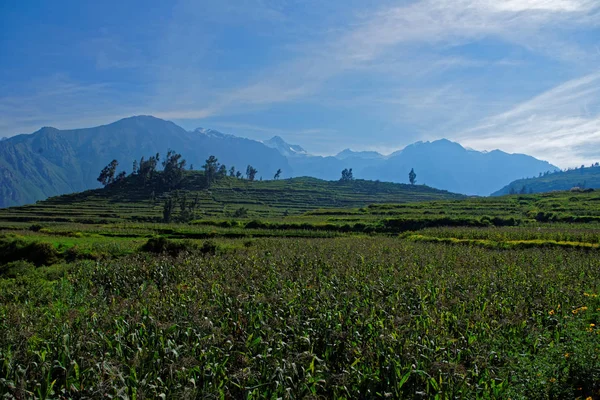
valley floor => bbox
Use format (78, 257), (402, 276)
(1, 190), (599, 398)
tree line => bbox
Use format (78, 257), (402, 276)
(97, 151), (286, 222)
(97, 151), (283, 190)
(339, 167), (418, 185)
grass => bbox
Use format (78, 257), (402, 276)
(1, 238), (599, 398)
(1, 181), (600, 398)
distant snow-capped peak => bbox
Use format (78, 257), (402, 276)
(193, 127), (235, 139)
(264, 136), (307, 157)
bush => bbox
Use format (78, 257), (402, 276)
(0, 260), (36, 278)
(29, 224), (45, 232)
(200, 240), (217, 255)
(0, 239), (60, 266)
(140, 237), (198, 256)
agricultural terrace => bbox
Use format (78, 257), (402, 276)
(0, 177), (599, 399)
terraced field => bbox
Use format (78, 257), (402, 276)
(1, 178), (599, 399)
(0, 175), (464, 224)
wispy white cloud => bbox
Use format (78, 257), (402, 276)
(0, 75), (142, 134)
(457, 72), (600, 167)
(2, 0), (599, 169)
(155, 0), (598, 123)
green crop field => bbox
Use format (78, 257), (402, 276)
(1, 176), (599, 399)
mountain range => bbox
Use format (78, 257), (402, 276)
(492, 164), (600, 195)
(0, 115), (559, 208)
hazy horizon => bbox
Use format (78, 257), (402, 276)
(1, 0), (599, 168)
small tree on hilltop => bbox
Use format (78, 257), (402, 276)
(161, 150), (187, 190)
(409, 168), (417, 185)
(246, 165), (258, 181)
(98, 159), (119, 186)
(340, 168), (353, 181)
(203, 155), (220, 186)
(218, 164), (228, 178)
(162, 197), (175, 223)
(274, 169), (282, 180)
(138, 155), (159, 182)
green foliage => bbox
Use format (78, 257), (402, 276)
(203, 155), (219, 186)
(1, 239), (599, 398)
(340, 167), (353, 181)
(161, 150), (186, 189)
(409, 167), (417, 185)
(3, 183), (600, 397)
(495, 164), (600, 195)
(140, 237), (197, 256)
(246, 165), (258, 181)
(0, 238), (60, 266)
(233, 207), (249, 218)
(97, 159), (119, 186)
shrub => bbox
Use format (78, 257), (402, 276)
(0, 260), (36, 278)
(0, 239), (60, 266)
(140, 237), (198, 256)
(200, 240), (217, 255)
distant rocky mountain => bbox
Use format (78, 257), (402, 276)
(0, 116), (289, 207)
(335, 149), (384, 160)
(359, 139), (559, 196)
(265, 137), (558, 195)
(491, 164), (600, 196)
(263, 136), (307, 157)
(0, 115), (560, 207)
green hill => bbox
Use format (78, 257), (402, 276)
(0, 116), (290, 208)
(0, 172), (464, 224)
(492, 165), (600, 195)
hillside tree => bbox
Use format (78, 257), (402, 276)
(340, 168), (353, 181)
(274, 169), (282, 180)
(218, 164), (228, 178)
(409, 168), (417, 185)
(138, 154), (159, 182)
(229, 166), (236, 177)
(246, 165), (258, 181)
(203, 155), (220, 185)
(161, 150), (186, 190)
(97, 160), (119, 186)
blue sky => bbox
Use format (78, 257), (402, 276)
(1, 0), (599, 167)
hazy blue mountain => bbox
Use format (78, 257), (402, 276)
(263, 136), (307, 157)
(491, 164), (600, 195)
(0, 116), (561, 207)
(0, 116), (289, 207)
(335, 149), (384, 160)
(359, 139), (559, 196)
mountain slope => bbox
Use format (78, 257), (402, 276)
(0, 115), (561, 207)
(360, 139), (559, 196)
(0, 116), (289, 207)
(0, 174), (465, 223)
(263, 136), (307, 157)
(491, 165), (600, 195)
(335, 149), (384, 160)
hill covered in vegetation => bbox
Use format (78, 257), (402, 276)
(1, 116), (560, 207)
(492, 164), (600, 195)
(0, 167), (464, 224)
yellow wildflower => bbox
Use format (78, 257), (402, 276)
(572, 306), (588, 315)
(549, 310), (555, 316)
(549, 378), (556, 383)
(564, 353), (570, 358)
